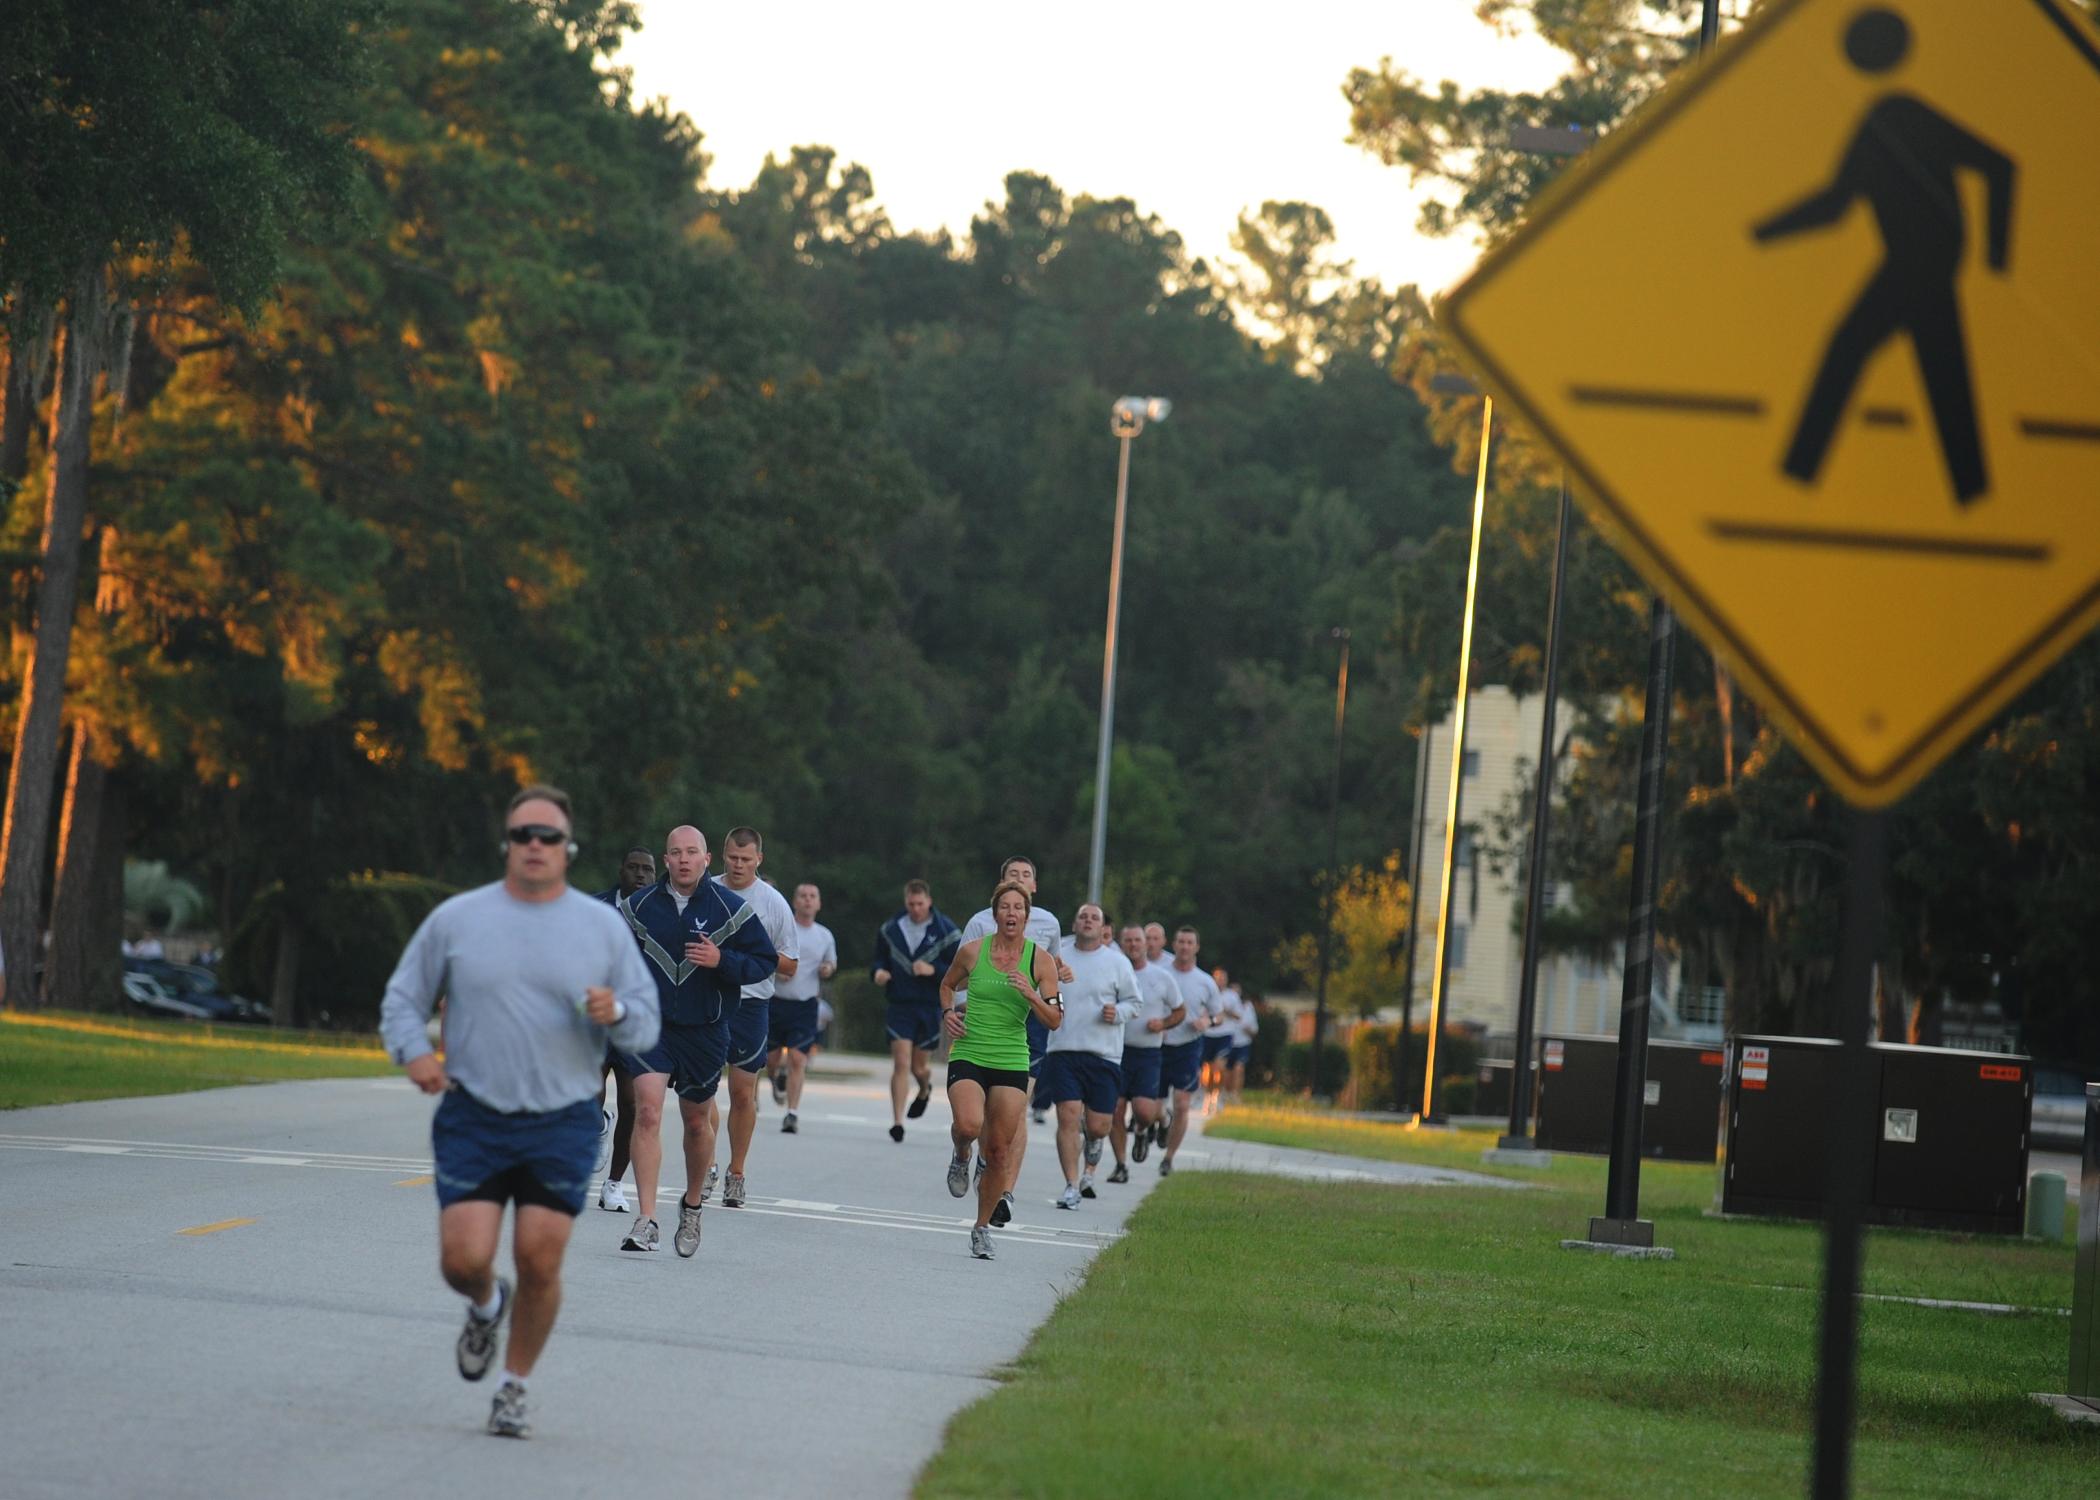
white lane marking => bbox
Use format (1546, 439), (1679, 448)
(238, 1156), (309, 1166)
(0, 1132), (424, 1164)
(733, 1204), (1110, 1249)
(58, 1144), (129, 1155)
(0, 1141), (428, 1174)
(769, 1198), (841, 1212)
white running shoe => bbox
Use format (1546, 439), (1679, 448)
(674, 1199), (702, 1257)
(599, 1178), (631, 1213)
(701, 1163), (719, 1204)
(592, 1106), (614, 1175)
(1056, 1184), (1082, 1211)
(969, 1225), (994, 1260)
(620, 1218), (659, 1252)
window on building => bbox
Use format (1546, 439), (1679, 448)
(1462, 749), (1481, 778)
(1455, 829), (1476, 868)
(1448, 924), (1469, 970)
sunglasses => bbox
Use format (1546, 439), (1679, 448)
(506, 824), (569, 847)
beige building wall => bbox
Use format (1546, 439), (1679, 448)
(1405, 686), (1642, 1040)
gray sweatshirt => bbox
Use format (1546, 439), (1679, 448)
(378, 882), (660, 1114)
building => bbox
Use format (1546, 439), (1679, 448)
(1404, 686), (1705, 1047)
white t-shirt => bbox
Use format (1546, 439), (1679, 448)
(1161, 963), (1222, 1046)
(1123, 959), (1181, 1050)
(1044, 943), (1139, 1060)
(728, 877), (798, 1001)
(960, 905), (1063, 959)
(1210, 983), (1245, 1036)
(775, 918), (835, 1002)
(1234, 992), (1259, 1046)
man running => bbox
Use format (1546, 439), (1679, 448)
(1142, 921), (1172, 1149)
(1038, 903), (1137, 1208)
(592, 847), (656, 1213)
(1201, 967), (1244, 1116)
(710, 828), (798, 1208)
(1143, 922), (1169, 967)
(873, 880), (960, 1142)
(1225, 982), (1256, 1105)
(612, 825), (777, 1257)
(380, 785), (659, 1439)
(1158, 926), (1221, 1176)
(1107, 922), (1182, 1183)
(769, 881), (836, 1132)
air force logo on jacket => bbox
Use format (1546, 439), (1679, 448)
(617, 877), (778, 1028)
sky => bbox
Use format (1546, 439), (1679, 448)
(621, 1), (1569, 298)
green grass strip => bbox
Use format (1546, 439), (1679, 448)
(919, 1112), (2094, 1498)
(1, 1009), (394, 1110)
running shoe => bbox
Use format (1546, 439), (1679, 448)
(1107, 1162), (1130, 1184)
(674, 1198), (703, 1257)
(701, 1163), (719, 1204)
(907, 1080), (932, 1119)
(1083, 1135), (1103, 1168)
(1030, 1109), (1047, 1125)
(973, 1153), (987, 1187)
(487, 1380), (531, 1439)
(969, 1225), (994, 1260)
(991, 1192), (1013, 1227)
(770, 1068), (788, 1107)
(1056, 1184), (1082, 1211)
(946, 1153), (971, 1198)
(781, 1112), (798, 1134)
(1131, 1127), (1151, 1164)
(599, 1178), (631, 1213)
(592, 1106), (615, 1175)
(455, 1276), (510, 1381)
(723, 1171), (747, 1209)
(1159, 1155), (1174, 1178)
(890, 1124), (905, 1143)
(1080, 1173), (1097, 1200)
(621, 1218), (660, 1252)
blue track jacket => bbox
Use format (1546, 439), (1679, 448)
(618, 877), (778, 1027)
(872, 908), (961, 1006)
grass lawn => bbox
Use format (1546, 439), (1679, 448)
(1, 1009), (394, 1109)
(918, 1108), (2093, 1498)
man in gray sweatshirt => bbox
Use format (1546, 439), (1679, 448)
(379, 784), (659, 1440)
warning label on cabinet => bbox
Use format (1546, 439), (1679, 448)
(1741, 1045), (1770, 1091)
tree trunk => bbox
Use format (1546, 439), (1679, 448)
(1, 292), (55, 501)
(47, 725), (124, 1012)
(271, 918), (302, 1029)
(0, 270), (110, 1008)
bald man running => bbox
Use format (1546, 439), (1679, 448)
(611, 826), (777, 1257)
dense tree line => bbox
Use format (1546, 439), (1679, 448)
(2, 0), (1463, 1026)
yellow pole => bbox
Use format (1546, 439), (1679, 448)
(1421, 397), (1492, 1120)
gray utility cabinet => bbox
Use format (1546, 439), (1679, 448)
(1533, 1035), (1726, 1162)
(1718, 1035), (2033, 1235)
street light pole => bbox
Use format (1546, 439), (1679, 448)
(1309, 627), (1350, 1100)
(1086, 395), (1170, 907)
(1421, 395), (1494, 1122)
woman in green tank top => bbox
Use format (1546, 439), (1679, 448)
(939, 880), (1063, 1258)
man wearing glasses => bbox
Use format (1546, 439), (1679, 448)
(379, 785), (659, 1440)
(611, 824), (777, 1258)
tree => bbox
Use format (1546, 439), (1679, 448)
(0, 0), (376, 1006)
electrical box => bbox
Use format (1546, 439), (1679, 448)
(1534, 1034), (1724, 1162)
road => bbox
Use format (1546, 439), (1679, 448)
(0, 1056), (1511, 1499)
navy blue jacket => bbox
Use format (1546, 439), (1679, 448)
(872, 908), (960, 1007)
(618, 877), (778, 1028)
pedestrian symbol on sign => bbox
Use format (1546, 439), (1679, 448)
(1753, 7), (2016, 504)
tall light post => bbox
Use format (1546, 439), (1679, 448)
(1087, 394), (1171, 906)
(1309, 626), (1350, 1099)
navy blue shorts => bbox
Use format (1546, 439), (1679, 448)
(729, 996), (770, 1073)
(616, 1018), (729, 1103)
(1026, 1014), (1049, 1074)
(1227, 1042), (1252, 1068)
(432, 1087), (599, 1216)
(1039, 1051), (1122, 1114)
(1201, 1032), (1234, 1064)
(1120, 1046), (1163, 1101)
(886, 1000), (943, 1051)
(1161, 1040), (1202, 1095)
(768, 997), (820, 1054)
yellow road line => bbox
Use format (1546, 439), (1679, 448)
(177, 1218), (257, 1237)
(3, 1011), (390, 1061)
(394, 1174), (434, 1187)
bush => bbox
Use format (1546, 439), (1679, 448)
(1278, 1040), (1348, 1096)
(1334, 1024), (1485, 1113)
(1438, 1075), (1477, 1114)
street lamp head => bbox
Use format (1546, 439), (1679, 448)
(1110, 395), (1172, 439)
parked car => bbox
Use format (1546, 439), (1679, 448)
(2031, 1064), (2093, 1150)
(123, 959), (270, 1025)
(122, 969), (215, 1021)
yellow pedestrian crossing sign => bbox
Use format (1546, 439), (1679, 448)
(1443, 0), (2100, 807)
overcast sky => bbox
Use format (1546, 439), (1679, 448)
(622, 1), (1567, 297)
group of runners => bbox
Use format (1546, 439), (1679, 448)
(377, 788), (1255, 1438)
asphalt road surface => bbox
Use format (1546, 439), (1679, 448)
(0, 1056), (1513, 1499)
